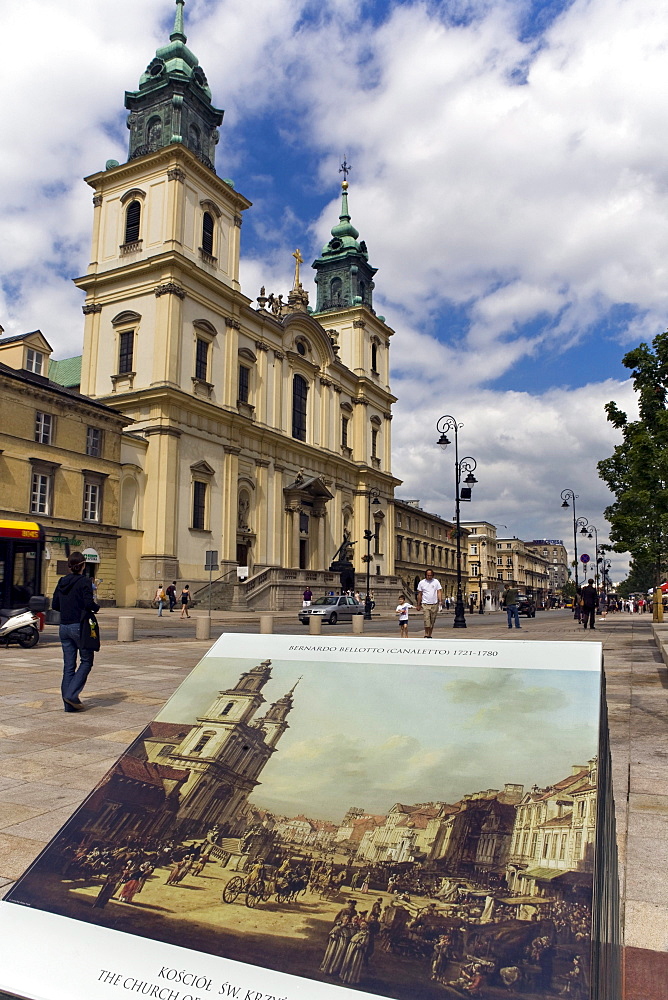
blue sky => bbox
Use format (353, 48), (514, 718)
(3, 0), (666, 580)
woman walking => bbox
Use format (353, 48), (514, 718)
(52, 552), (99, 712)
(179, 584), (191, 618)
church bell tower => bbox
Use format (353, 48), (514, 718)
(125, 0), (224, 170)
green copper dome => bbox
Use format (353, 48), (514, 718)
(312, 181), (377, 313)
(125, 0), (224, 171)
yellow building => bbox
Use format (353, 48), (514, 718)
(394, 498), (467, 600)
(74, 1), (400, 607)
(496, 536), (549, 605)
(461, 520), (501, 609)
(0, 331), (129, 602)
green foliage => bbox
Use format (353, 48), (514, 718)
(615, 557), (657, 598)
(598, 329), (668, 586)
(560, 579), (577, 598)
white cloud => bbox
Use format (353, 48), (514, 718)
(2, 0), (662, 577)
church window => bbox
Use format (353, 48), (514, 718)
(118, 331), (134, 374)
(192, 733), (213, 755)
(195, 338), (209, 381)
(221, 701), (234, 716)
(202, 211), (215, 255)
(238, 365), (250, 403)
(371, 428), (379, 459)
(371, 342), (378, 373)
(192, 480), (207, 530)
(147, 116), (162, 151)
(292, 374), (308, 441)
(124, 201), (141, 244)
(330, 277), (342, 307)
(341, 416), (349, 449)
(189, 123), (201, 155)
(359, 280), (366, 302)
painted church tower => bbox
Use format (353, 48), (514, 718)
(159, 661), (297, 836)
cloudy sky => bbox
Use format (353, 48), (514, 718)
(4, 0), (664, 581)
(155, 653), (600, 820)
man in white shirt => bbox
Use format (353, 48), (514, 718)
(416, 569), (443, 637)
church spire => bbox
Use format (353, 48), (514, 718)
(312, 172), (377, 314)
(125, 0), (224, 170)
(171, 0), (187, 44)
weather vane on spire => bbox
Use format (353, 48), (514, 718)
(339, 155), (352, 183)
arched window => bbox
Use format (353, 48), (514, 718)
(202, 211), (214, 255)
(125, 201), (141, 244)
(147, 116), (162, 151)
(292, 374), (308, 441)
(189, 123), (201, 155)
(331, 277), (342, 306)
(371, 343), (378, 372)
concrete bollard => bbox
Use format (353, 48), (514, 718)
(352, 614), (364, 634)
(195, 616), (211, 641)
(309, 615), (322, 635)
(117, 616), (135, 642)
(259, 615), (274, 634)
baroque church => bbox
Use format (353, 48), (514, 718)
(76, 0), (400, 606)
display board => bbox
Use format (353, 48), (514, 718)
(0, 634), (617, 1000)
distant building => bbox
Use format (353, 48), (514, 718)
(461, 521), (502, 609)
(394, 499), (467, 600)
(525, 540), (570, 596)
(496, 537), (549, 604)
(429, 785), (524, 872)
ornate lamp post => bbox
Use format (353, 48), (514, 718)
(437, 416), (478, 629)
(560, 490), (588, 596)
(582, 523), (600, 588)
(363, 488), (381, 620)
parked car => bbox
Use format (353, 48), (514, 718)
(298, 595), (364, 625)
(517, 595), (536, 617)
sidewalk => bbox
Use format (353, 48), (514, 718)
(0, 612), (665, 998)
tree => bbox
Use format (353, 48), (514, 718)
(616, 557), (656, 598)
(597, 330), (668, 587)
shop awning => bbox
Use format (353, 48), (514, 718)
(519, 868), (569, 881)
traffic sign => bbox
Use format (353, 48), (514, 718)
(580, 553), (590, 563)
(205, 550), (219, 572)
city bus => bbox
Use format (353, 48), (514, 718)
(0, 519), (46, 612)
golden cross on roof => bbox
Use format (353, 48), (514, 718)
(292, 248), (304, 287)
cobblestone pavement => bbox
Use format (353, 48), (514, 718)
(0, 609), (665, 998)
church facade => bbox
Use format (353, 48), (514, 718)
(77, 0), (401, 607)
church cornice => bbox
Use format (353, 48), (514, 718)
(84, 144), (252, 213)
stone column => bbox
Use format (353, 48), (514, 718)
(222, 446), (240, 564)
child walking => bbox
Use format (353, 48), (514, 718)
(396, 593), (413, 637)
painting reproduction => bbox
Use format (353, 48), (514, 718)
(1, 634), (603, 1000)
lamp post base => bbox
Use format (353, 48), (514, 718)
(364, 596), (373, 621)
(453, 599), (467, 628)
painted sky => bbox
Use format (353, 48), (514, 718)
(3, 0), (665, 580)
(156, 654), (600, 820)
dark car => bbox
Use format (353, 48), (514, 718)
(517, 595), (536, 617)
(298, 595), (364, 625)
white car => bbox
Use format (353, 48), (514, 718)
(299, 595), (364, 625)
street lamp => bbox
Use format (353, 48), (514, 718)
(363, 488), (381, 620)
(437, 415), (478, 629)
(560, 489), (588, 602)
(581, 523), (600, 589)
(475, 538), (487, 613)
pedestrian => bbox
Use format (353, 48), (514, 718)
(445, 597), (450, 612)
(598, 590), (608, 620)
(302, 587), (312, 608)
(396, 593), (413, 638)
(166, 581), (177, 612)
(154, 583), (166, 616)
(580, 578), (598, 630)
(416, 569), (443, 638)
(52, 552), (100, 712)
(501, 582), (522, 630)
(179, 584), (191, 618)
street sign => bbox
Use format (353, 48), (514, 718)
(580, 553), (590, 563)
(205, 550), (219, 572)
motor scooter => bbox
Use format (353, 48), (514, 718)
(0, 608), (40, 647)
